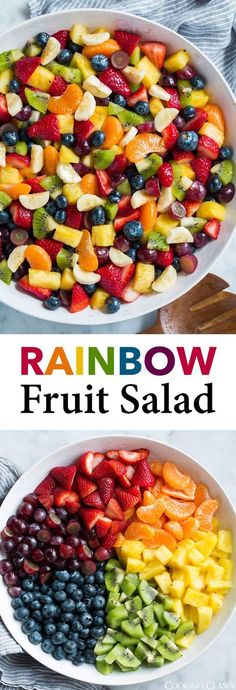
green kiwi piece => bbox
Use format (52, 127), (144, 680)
(147, 231), (169, 251)
(0, 259), (12, 285)
(146, 651), (164, 667)
(117, 110), (144, 127)
(141, 634), (158, 650)
(137, 153), (163, 181)
(116, 179), (131, 196)
(33, 208), (56, 239)
(106, 605), (128, 629)
(114, 645), (141, 669)
(145, 621), (158, 638)
(163, 611), (181, 630)
(135, 640), (150, 661)
(177, 79), (192, 107)
(105, 643), (125, 664)
(105, 567), (125, 593)
(130, 46), (141, 66)
(119, 592), (127, 603)
(0, 191), (11, 211)
(96, 658), (114, 675)
(24, 40), (42, 57)
(153, 602), (165, 626)
(138, 604), (154, 629)
(125, 596), (143, 618)
(163, 596), (175, 611)
(116, 633), (137, 647)
(105, 200), (118, 220)
(106, 591), (120, 610)
(93, 149), (116, 170)
(25, 88), (50, 115)
(175, 621), (194, 640)
(0, 49), (23, 73)
(211, 159), (234, 185)
(182, 216), (206, 233)
(157, 634), (182, 662)
(48, 61), (82, 84)
(105, 558), (120, 571)
(16, 142), (28, 155)
(121, 574), (139, 597)
(94, 641), (114, 656)
(156, 627), (175, 640)
(56, 248), (72, 272)
(102, 632), (117, 645)
(138, 580), (157, 605)
(121, 618), (143, 639)
(172, 179), (186, 202)
(40, 175), (62, 195)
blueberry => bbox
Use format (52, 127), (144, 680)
(90, 130), (106, 147)
(9, 79), (20, 93)
(61, 598), (76, 612)
(112, 94), (126, 107)
(181, 106), (196, 120)
(172, 257), (181, 273)
(208, 173), (222, 194)
(41, 595), (53, 605)
(91, 205), (106, 225)
(45, 200), (56, 217)
(105, 296), (120, 314)
(134, 100), (150, 115)
(127, 247), (137, 262)
(80, 612), (93, 626)
(204, 195), (215, 201)
(36, 32), (50, 46)
(66, 583), (78, 596)
(41, 584), (49, 593)
(70, 572), (84, 585)
(33, 610), (43, 622)
(93, 626), (105, 639)
(62, 612), (74, 624)
(73, 654), (85, 665)
(190, 75), (205, 89)
(21, 619), (37, 634)
(14, 607), (29, 621)
(11, 597), (23, 609)
(2, 129), (19, 146)
(83, 584), (96, 596)
(54, 209), (67, 224)
(57, 49), (72, 64)
(84, 283), (97, 295)
(91, 54), (109, 72)
(124, 220), (143, 241)
(28, 630), (43, 645)
(108, 190), (121, 203)
(52, 645), (66, 660)
(61, 133), (76, 147)
(219, 145), (233, 161)
(85, 651), (95, 663)
(177, 131), (198, 152)
(54, 590), (67, 602)
(56, 194), (68, 209)
(56, 570), (70, 582)
(72, 620), (82, 632)
(42, 639), (55, 654)
(44, 622), (57, 636)
(130, 173), (145, 191)
(64, 639), (77, 654)
(67, 39), (80, 53)
(52, 631), (66, 645)
(93, 615), (105, 626)
(57, 622), (70, 635)
(80, 628), (90, 639)
(0, 211), (9, 225)
(95, 571), (104, 584)
(86, 637), (96, 649)
(52, 580), (66, 591)
(77, 640), (86, 651)
(21, 592), (34, 605)
(76, 602), (87, 613)
(92, 595), (106, 610)
(85, 575), (95, 585)
(43, 604), (58, 618)
(30, 600), (41, 611)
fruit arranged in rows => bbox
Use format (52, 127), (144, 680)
(0, 448), (233, 675)
(0, 26), (234, 314)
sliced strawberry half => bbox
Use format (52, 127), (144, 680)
(10, 201), (32, 229)
(118, 449), (149, 464)
(6, 153), (30, 169)
(37, 494), (54, 511)
(184, 201), (200, 217)
(183, 108), (208, 132)
(27, 114), (60, 142)
(191, 156), (212, 184)
(173, 149), (195, 164)
(51, 465), (77, 490)
(0, 94), (10, 123)
(102, 533), (117, 550)
(54, 489), (79, 508)
(27, 176), (46, 193)
(100, 67), (131, 97)
(65, 500), (80, 515)
(204, 219), (221, 240)
(127, 86), (148, 107)
(52, 30), (69, 48)
(114, 30), (140, 56)
(164, 87), (180, 110)
(107, 153), (128, 175)
(95, 516), (112, 538)
(131, 459), (155, 488)
(17, 276), (51, 300)
(15, 56), (41, 84)
(36, 239), (63, 262)
(83, 491), (104, 509)
(95, 170), (112, 196)
(96, 477), (115, 505)
(79, 507), (104, 529)
(162, 122), (179, 149)
(97, 263), (135, 298)
(77, 451), (95, 476)
(66, 205), (82, 229)
(35, 474), (56, 495)
(106, 450), (120, 460)
(92, 460), (115, 479)
(114, 487), (140, 510)
(115, 210), (141, 231)
(77, 475), (96, 498)
(49, 75), (67, 96)
(109, 519), (128, 535)
(197, 135), (219, 160)
(74, 119), (94, 143)
(70, 284), (89, 313)
(141, 41), (166, 69)
(105, 497), (123, 520)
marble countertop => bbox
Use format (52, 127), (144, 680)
(0, 0), (236, 332)
(0, 429), (235, 689)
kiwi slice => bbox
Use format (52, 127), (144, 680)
(40, 175), (62, 195)
(177, 79), (192, 107)
(116, 633), (137, 647)
(106, 591), (120, 610)
(33, 208), (57, 239)
(141, 634), (158, 650)
(0, 191), (11, 211)
(117, 110), (144, 128)
(48, 61), (82, 84)
(112, 644), (141, 669)
(25, 88), (50, 115)
(146, 651), (164, 667)
(56, 248), (72, 272)
(121, 618), (143, 639)
(135, 640), (150, 661)
(182, 216), (206, 233)
(108, 102), (124, 116)
(157, 634), (182, 662)
(93, 149), (116, 170)
(175, 621), (194, 640)
(105, 643), (125, 664)
(125, 596), (143, 618)
(138, 604), (154, 629)
(147, 231), (169, 251)
(139, 153), (163, 181)
(121, 574), (139, 597)
(24, 40), (42, 57)
(94, 641), (114, 656)
(16, 142), (28, 156)
(96, 658), (114, 675)
(0, 49), (23, 73)
(106, 605), (128, 629)
(0, 259), (12, 285)
(163, 611), (181, 631)
(172, 178), (187, 202)
(211, 159), (234, 185)
(153, 602), (165, 626)
(130, 46), (141, 66)
(105, 567), (125, 593)
(156, 627), (175, 640)
(119, 592), (127, 603)
(105, 558), (120, 571)
(117, 179), (131, 196)
(105, 200), (118, 220)
(145, 621), (158, 638)
(102, 632), (117, 645)
(138, 580), (157, 605)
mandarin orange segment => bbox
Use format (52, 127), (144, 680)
(205, 103), (225, 132)
(162, 483), (196, 501)
(78, 230), (98, 272)
(151, 478), (164, 498)
(181, 517), (200, 539)
(126, 133), (166, 162)
(163, 461), (193, 493)
(136, 498), (166, 524)
(162, 495), (196, 521)
(82, 39), (120, 59)
(44, 145), (59, 175)
(0, 183), (31, 198)
(81, 173), (99, 195)
(195, 483), (210, 507)
(140, 200), (157, 232)
(164, 520), (184, 541)
(124, 521), (155, 541)
(102, 116), (123, 148)
(25, 245), (52, 271)
(145, 528), (177, 551)
(142, 490), (156, 506)
(194, 499), (219, 531)
(48, 84), (83, 115)
(149, 461), (163, 477)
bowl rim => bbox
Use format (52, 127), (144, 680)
(0, 9), (236, 326)
(0, 433), (235, 685)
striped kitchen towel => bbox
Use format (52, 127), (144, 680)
(0, 459), (105, 690)
(27, 0), (236, 94)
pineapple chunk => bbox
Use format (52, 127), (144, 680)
(217, 530), (233, 554)
(199, 557), (215, 571)
(28, 269), (60, 291)
(197, 200), (226, 221)
(120, 540), (143, 563)
(28, 65), (54, 91)
(184, 605), (198, 624)
(189, 90), (209, 108)
(197, 606), (213, 634)
(59, 145), (80, 164)
(176, 162), (196, 180)
(0, 68), (14, 94)
(212, 517), (220, 532)
(70, 23), (87, 45)
(155, 545), (172, 565)
(180, 539), (195, 551)
(183, 587), (209, 607)
(126, 557), (145, 573)
(218, 558), (234, 580)
(164, 50), (190, 73)
(57, 114), (74, 133)
(0, 165), (22, 185)
(91, 106), (108, 129)
(142, 548), (157, 563)
(53, 225), (82, 248)
(209, 593), (223, 614)
(155, 571), (172, 594)
(137, 56), (160, 88)
(171, 569), (186, 582)
(90, 288), (109, 310)
(198, 122), (224, 147)
(188, 547), (205, 565)
(92, 223), (115, 247)
(169, 579), (185, 599)
(177, 631), (195, 648)
(133, 262), (155, 293)
(169, 546), (188, 568)
(140, 561), (165, 580)
(206, 579), (232, 593)
(63, 183), (83, 204)
(184, 565), (201, 587)
(195, 534), (217, 558)
(149, 97), (164, 116)
(206, 563), (224, 580)
(60, 267), (76, 290)
(171, 599), (184, 617)
(71, 52), (95, 78)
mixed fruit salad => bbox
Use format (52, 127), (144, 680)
(0, 447), (233, 675)
(0, 27), (234, 314)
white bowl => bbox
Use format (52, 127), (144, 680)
(0, 434), (235, 685)
(0, 9), (235, 329)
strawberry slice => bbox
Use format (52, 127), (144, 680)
(77, 475), (96, 498)
(97, 263), (135, 298)
(204, 219), (221, 239)
(197, 135), (219, 160)
(52, 30), (69, 48)
(132, 459), (155, 488)
(54, 489), (79, 507)
(127, 86), (148, 107)
(0, 94), (10, 123)
(118, 448), (149, 464)
(27, 114), (60, 142)
(173, 149), (195, 164)
(6, 153), (30, 169)
(191, 156), (212, 184)
(15, 57), (41, 84)
(17, 276), (52, 300)
(36, 239), (63, 262)
(92, 459), (126, 480)
(114, 211), (140, 232)
(83, 491), (104, 509)
(141, 41), (166, 69)
(164, 87), (180, 110)
(162, 122), (179, 149)
(102, 533), (117, 550)
(49, 75), (67, 96)
(79, 507), (104, 529)
(107, 153), (128, 175)
(66, 205), (82, 229)
(35, 474), (56, 495)
(70, 284), (89, 313)
(27, 176), (46, 193)
(109, 519), (128, 535)
(96, 477), (115, 505)
(77, 451), (95, 476)
(37, 494), (54, 510)
(10, 201), (32, 229)
(115, 487), (140, 510)
(51, 465), (77, 490)
(95, 170), (112, 196)
(74, 119), (94, 143)
(183, 108), (208, 132)
(105, 497), (123, 520)
(96, 516), (112, 538)
(93, 452), (105, 468)
(114, 30), (140, 56)
(117, 196), (133, 216)
(106, 450), (120, 460)
(156, 248), (174, 268)
(183, 201), (200, 217)
(65, 499), (80, 515)
(100, 67), (131, 97)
